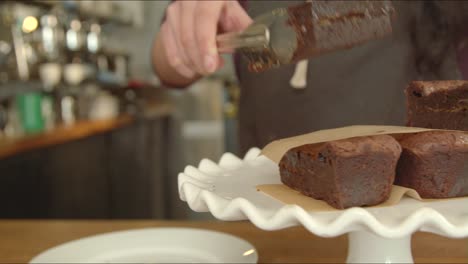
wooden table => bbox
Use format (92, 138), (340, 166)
(0, 220), (466, 263)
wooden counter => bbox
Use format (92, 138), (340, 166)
(0, 116), (132, 160)
(0, 220), (466, 263)
(0, 101), (174, 160)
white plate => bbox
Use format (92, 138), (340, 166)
(178, 148), (468, 263)
(30, 228), (258, 263)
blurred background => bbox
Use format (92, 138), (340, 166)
(0, 0), (239, 220)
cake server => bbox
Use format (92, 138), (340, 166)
(216, 0), (395, 72)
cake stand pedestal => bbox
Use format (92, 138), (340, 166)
(347, 231), (412, 263)
(178, 148), (468, 264)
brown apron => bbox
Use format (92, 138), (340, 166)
(235, 1), (461, 154)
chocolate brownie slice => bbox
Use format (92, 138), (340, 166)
(406, 80), (468, 130)
(290, 0), (394, 62)
(395, 131), (468, 198)
(279, 135), (402, 209)
(244, 1), (394, 72)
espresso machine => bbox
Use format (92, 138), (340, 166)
(0, 0), (133, 137)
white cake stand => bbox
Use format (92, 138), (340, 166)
(178, 148), (468, 263)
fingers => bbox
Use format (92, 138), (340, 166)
(221, 1), (253, 32)
(164, 1), (244, 76)
(195, 1), (225, 73)
(161, 22), (195, 78)
(180, 1), (205, 74)
(165, 2), (195, 77)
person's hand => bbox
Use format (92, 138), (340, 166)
(160, 1), (252, 78)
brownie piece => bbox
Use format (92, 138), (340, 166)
(406, 80), (468, 130)
(395, 131), (468, 199)
(279, 135), (402, 209)
(244, 1), (394, 72)
(289, 1), (394, 62)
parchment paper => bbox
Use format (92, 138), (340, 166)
(257, 125), (468, 211)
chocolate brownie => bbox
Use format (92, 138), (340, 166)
(395, 131), (468, 199)
(406, 80), (468, 130)
(289, 1), (394, 62)
(279, 135), (402, 209)
(243, 1), (394, 72)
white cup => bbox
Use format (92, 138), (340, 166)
(39, 63), (61, 90)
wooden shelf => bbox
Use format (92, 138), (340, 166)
(0, 116), (132, 160)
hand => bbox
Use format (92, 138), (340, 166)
(160, 0), (252, 78)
